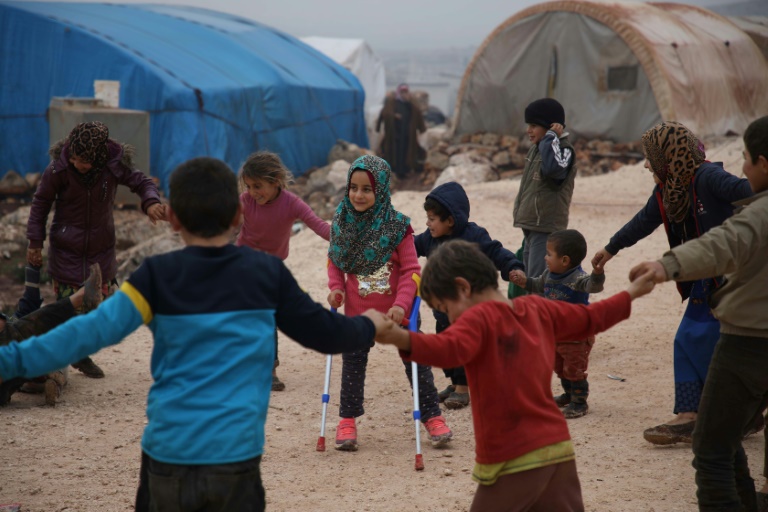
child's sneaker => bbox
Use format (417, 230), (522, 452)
(424, 415), (453, 447)
(554, 393), (571, 408)
(438, 385), (455, 403)
(335, 418), (358, 451)
(563, 401), (588, 419)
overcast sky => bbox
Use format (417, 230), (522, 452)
(42, 0), (748, 50)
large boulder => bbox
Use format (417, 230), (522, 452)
(327, 140), (372, 165)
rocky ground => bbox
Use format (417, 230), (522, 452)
(0, 136), (759, 512)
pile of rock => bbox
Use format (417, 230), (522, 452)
(423, 128), (644, 182)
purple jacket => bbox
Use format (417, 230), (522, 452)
(26, 140), (161, 285)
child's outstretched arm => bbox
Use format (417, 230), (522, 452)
(510, 269), (527, 287)
(294, 196), (331, 241)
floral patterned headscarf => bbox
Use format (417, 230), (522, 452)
(328, 155), (411, 276)
(642, 121), (706, 224)
(68, 121), (110, 170)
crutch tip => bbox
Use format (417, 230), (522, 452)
(316, 437), (326, 452)
(415, 454), (425, 471)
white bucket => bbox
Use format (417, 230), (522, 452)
(94, 80), (120, 108)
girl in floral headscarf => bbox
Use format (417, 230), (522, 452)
(327, 155), (453, 451)
(591, 121), (754, 445)
(25, 122), (166, 396)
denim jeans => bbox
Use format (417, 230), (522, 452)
(135, 452), (265, 512)
(692, 333), (768, 512)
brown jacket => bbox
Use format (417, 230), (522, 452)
(660, 190), (768, 338)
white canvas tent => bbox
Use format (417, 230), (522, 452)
(453, 0), (768, 142)
(301, 37), (387, 150)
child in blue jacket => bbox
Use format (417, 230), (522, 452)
(414, 181), (523, 408)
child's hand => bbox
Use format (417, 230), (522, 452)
(387, 306), (405, 325)
(550, 123), (564, 137)
(27, 247), (43, 267)
(328, 290), (345, 308)
(626, 266), (658, 300)
(591, 249), (613, 272)
(361, 309), (392, 333)
(510, 269), (527, 287)
(629, 261), (668, 284)
(591, 263), (605, 275)
(146, 203), (167, 225)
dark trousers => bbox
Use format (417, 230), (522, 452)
(521, 230), (549, 281)
(135, 452), (265, 512)
(692, 333), (768, 512)
(470, 460), (584, 512)
(339, 345), (441, 422)
(435, 316), (468, 386)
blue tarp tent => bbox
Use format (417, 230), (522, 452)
(0, 2), (368, 192)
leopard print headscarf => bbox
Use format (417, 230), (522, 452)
(68, 122), (110, 170)
(642, 122), (705, 224)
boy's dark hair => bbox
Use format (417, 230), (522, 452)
(421, 240), (498, 305)
(169, 157), (240, 238)
(240, 151), (294, 189)
(744, 115), (768, 164)
(423, 197), (451, 221)
(547, 229), (587, 268)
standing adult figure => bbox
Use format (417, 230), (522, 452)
(26, 121), (166, 380)
(591, 121), (753, 445)
(376, 83), (426, 178)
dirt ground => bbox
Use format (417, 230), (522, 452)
(1, 138), (762, 512)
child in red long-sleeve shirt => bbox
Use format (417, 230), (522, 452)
(376, 240), (656, 512)
(327, 155), (452, 451)
(236, 151), (330, 391)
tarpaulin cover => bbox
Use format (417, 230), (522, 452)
(0, 2), (368, 191)
(454, 0), (768, 142)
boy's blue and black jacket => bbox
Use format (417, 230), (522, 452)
(414, 182), (524, 324)
(605, 161), (752, 300)
(0, 245), (374, 465)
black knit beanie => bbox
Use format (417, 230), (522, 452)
(524, 98), (565, 129)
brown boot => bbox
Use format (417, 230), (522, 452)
(44, 370), (67, 406)
(82, 264), (103, 312)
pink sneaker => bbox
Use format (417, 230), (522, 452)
(425, 415), (453, 447)
(335, 418), (358, 451)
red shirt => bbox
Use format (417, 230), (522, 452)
(405, 292), (632, 464)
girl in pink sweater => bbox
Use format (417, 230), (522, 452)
(236, 151), (331, 390)
(327, 155), (452, 451)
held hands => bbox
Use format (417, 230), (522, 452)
(591, 248), (613, 273)
(328, 290), (345, 309)
(550, 123), (564, 137)
(365, 309), (411, 351)
(629, 261), (668, 285)
(626, 266), (658, 300)
(387, 306), (405, 326)
(509, 269), (527, 287)
(146, 203), (168, 225)
(27, 247), (43, 267)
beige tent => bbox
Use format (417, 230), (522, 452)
(728, 16), (768, 61)
(453, 0), (768, 142)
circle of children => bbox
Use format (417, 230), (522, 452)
(0, 101), (766, 512)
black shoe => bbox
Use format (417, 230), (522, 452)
(563, 401), (589, 419)
(72, 357), (105, 378)
(0, 377), (27, 406)
(554, 393), (571, 408)
(271, 370), (285, 391)
(438, 385), (455, 403)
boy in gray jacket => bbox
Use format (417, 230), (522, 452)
(630, 115), (768, 512)
(512, 98), (576, 280)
